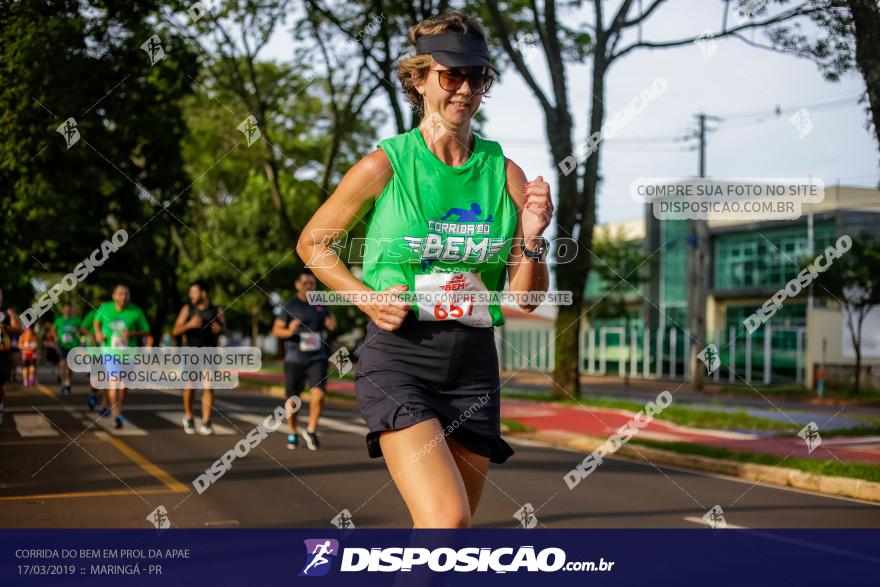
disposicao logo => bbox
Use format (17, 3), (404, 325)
(300, 539), (339, 576)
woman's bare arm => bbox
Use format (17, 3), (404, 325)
(505, 158), (551, 312)
(171, 306), (191, 337)
(296, 149), (411, 331)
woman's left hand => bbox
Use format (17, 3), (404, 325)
(521, 175), (553, 240)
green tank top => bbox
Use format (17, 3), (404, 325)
(362, 127), (517, 327)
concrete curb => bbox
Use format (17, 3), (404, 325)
(513, 429), (880, 504)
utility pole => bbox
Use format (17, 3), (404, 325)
(688, 113), (718, 390)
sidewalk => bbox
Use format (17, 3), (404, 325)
(240, 368), (880, 466)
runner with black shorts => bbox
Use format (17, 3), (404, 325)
(0, 289), (23, 424)
(295, 12), (552, 528)
(172, 281), (224, 435)
(52, 304), (80, 395)
(272, 270), (336, 450)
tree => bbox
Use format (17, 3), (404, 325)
(297, 10), (390, 194)
(176, 58), (381, 342)
(161, 0), (387, 247)
(814, 233), (880, 394)
(304, 0), (457, 133)
(161, 0), (303, 250)
(478, 0), (822, 397)
(1, 0), (198, 334)
(767, 0), (880, 165)
(588, 227), (651, 386)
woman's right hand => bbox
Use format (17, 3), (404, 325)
(364, 284), (411, 331)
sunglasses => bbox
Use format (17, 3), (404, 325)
(430, 68), (494, 95)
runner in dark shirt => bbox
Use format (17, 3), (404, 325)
(272, 269), (336, 450)
(172, 281), (224, 435)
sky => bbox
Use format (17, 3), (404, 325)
(266, 0), (878, 226)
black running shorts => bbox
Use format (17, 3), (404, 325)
(355, 313), (514, 465)
(0, 352), (10, 386)
(284, 359), (328, 398)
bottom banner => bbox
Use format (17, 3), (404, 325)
(2, 529), (878, 585)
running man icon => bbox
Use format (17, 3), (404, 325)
(439, 202), (494, 223)
(300, 539), (339, 576)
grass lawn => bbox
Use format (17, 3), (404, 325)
(501, 418), (536, 433)
(719, 384), (880, 401)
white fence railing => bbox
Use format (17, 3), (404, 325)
(498, 324), (806, 385)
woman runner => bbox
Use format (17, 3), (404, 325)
(296, 12), (552, 528)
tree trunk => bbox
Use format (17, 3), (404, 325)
(550, 50), (607, 398)
(548, 111), (582, 398)
(852, 310), (865, 395)
(261, 148), (299, 249)
(623, 312), (631, 387)
(552, 305), (583, 397)
(250, 312), (260, 347)
(854, 345), (862, 395)
(319, 123), (343, 197)
(847, 0), (880, 162)
(254, 105), (299, 250)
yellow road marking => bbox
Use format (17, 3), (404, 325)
(0, 487), (179, 501)
(96, 431), (188, 493)
(35, 384), (57, 399)
(6, 385), (189, 497)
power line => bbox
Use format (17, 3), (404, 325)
(495, 93), (864, 149)
(715, 95), (862, 121)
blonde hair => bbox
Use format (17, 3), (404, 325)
(397, 11), (493, 113)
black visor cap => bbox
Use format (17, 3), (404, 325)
(416, 32), (498, 73)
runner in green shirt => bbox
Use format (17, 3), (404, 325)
(93, 285), (150, 429)
(51, 304), (80, 396)
(294, 14), (552, 528)
(80, 307), (104, 411)
(80, 308), (97, 346)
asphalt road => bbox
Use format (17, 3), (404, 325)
(2, 381), (880, 529)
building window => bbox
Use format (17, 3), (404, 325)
(715, 223), (835, 290)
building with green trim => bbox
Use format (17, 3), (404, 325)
(582, 185), (880, 389)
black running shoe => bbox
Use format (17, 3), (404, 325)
(303, 430), (320, 451)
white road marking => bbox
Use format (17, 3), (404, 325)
(13, 414), (61, 437)
(684, 516), (747, 529)
(82, 412), (147, 436)
(4, 403), (186, 413)
(316, 418), (369, 435)
(230, 413), (290, 434)
(228, 413), (369, 436)
(155, 412), (237, 436)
